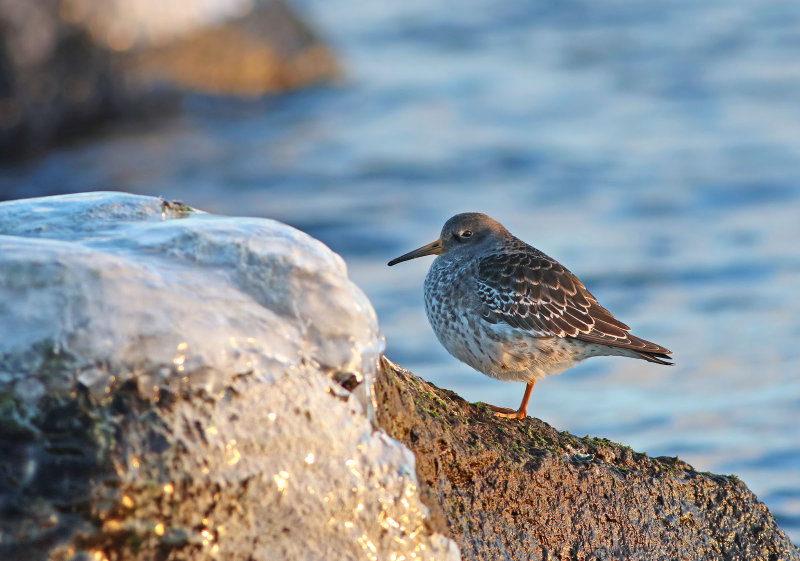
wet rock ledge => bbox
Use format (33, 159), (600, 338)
(377, 358), (800, 561)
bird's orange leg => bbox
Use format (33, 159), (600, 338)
(486, 381), (535, 420)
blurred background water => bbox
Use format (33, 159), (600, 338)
(2, 0), (800, 543)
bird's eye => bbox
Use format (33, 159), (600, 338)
(460, 230), (473, 238)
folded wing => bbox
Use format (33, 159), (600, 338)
(475, 246), (672, 363)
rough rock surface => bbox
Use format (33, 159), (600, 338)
(0, 193), (458, 561)
(376, 357), (800, 561)
(0, 0), (339, 159)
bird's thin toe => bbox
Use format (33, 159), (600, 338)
(494, 409), (527, 420)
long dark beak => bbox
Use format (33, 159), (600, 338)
(388, 238), (443, 266)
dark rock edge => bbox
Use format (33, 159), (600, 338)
(376, 357), (800, 561)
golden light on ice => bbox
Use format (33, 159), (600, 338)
(273, 470), (290, 492)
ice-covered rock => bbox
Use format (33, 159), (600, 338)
(0, 192), (460, 561)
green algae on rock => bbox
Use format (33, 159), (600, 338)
(376, 357), (800, 561)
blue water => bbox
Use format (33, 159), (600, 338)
(2, 0), (800, 544)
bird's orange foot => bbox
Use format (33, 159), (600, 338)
(484, 403), (528, 420)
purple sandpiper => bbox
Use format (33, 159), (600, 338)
(388, 212), (672, 420)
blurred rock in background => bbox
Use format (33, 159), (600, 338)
(0, 0), (340, 160)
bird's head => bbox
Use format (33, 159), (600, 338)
(388, 212), (509, 266)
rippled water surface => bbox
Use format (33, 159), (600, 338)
(2, 0), (800, 544)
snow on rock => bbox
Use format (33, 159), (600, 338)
(0, 192), (460, 561)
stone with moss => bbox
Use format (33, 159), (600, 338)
(376, 357), (800, 561)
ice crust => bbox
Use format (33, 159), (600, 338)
(0, 192), (377, 398)
(0, 192), (459, 561)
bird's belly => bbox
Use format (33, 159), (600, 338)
(425, 307), (582, 383)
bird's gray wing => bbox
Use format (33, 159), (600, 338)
(474, 249), (672, 353)
(475, 247), (672, 360)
